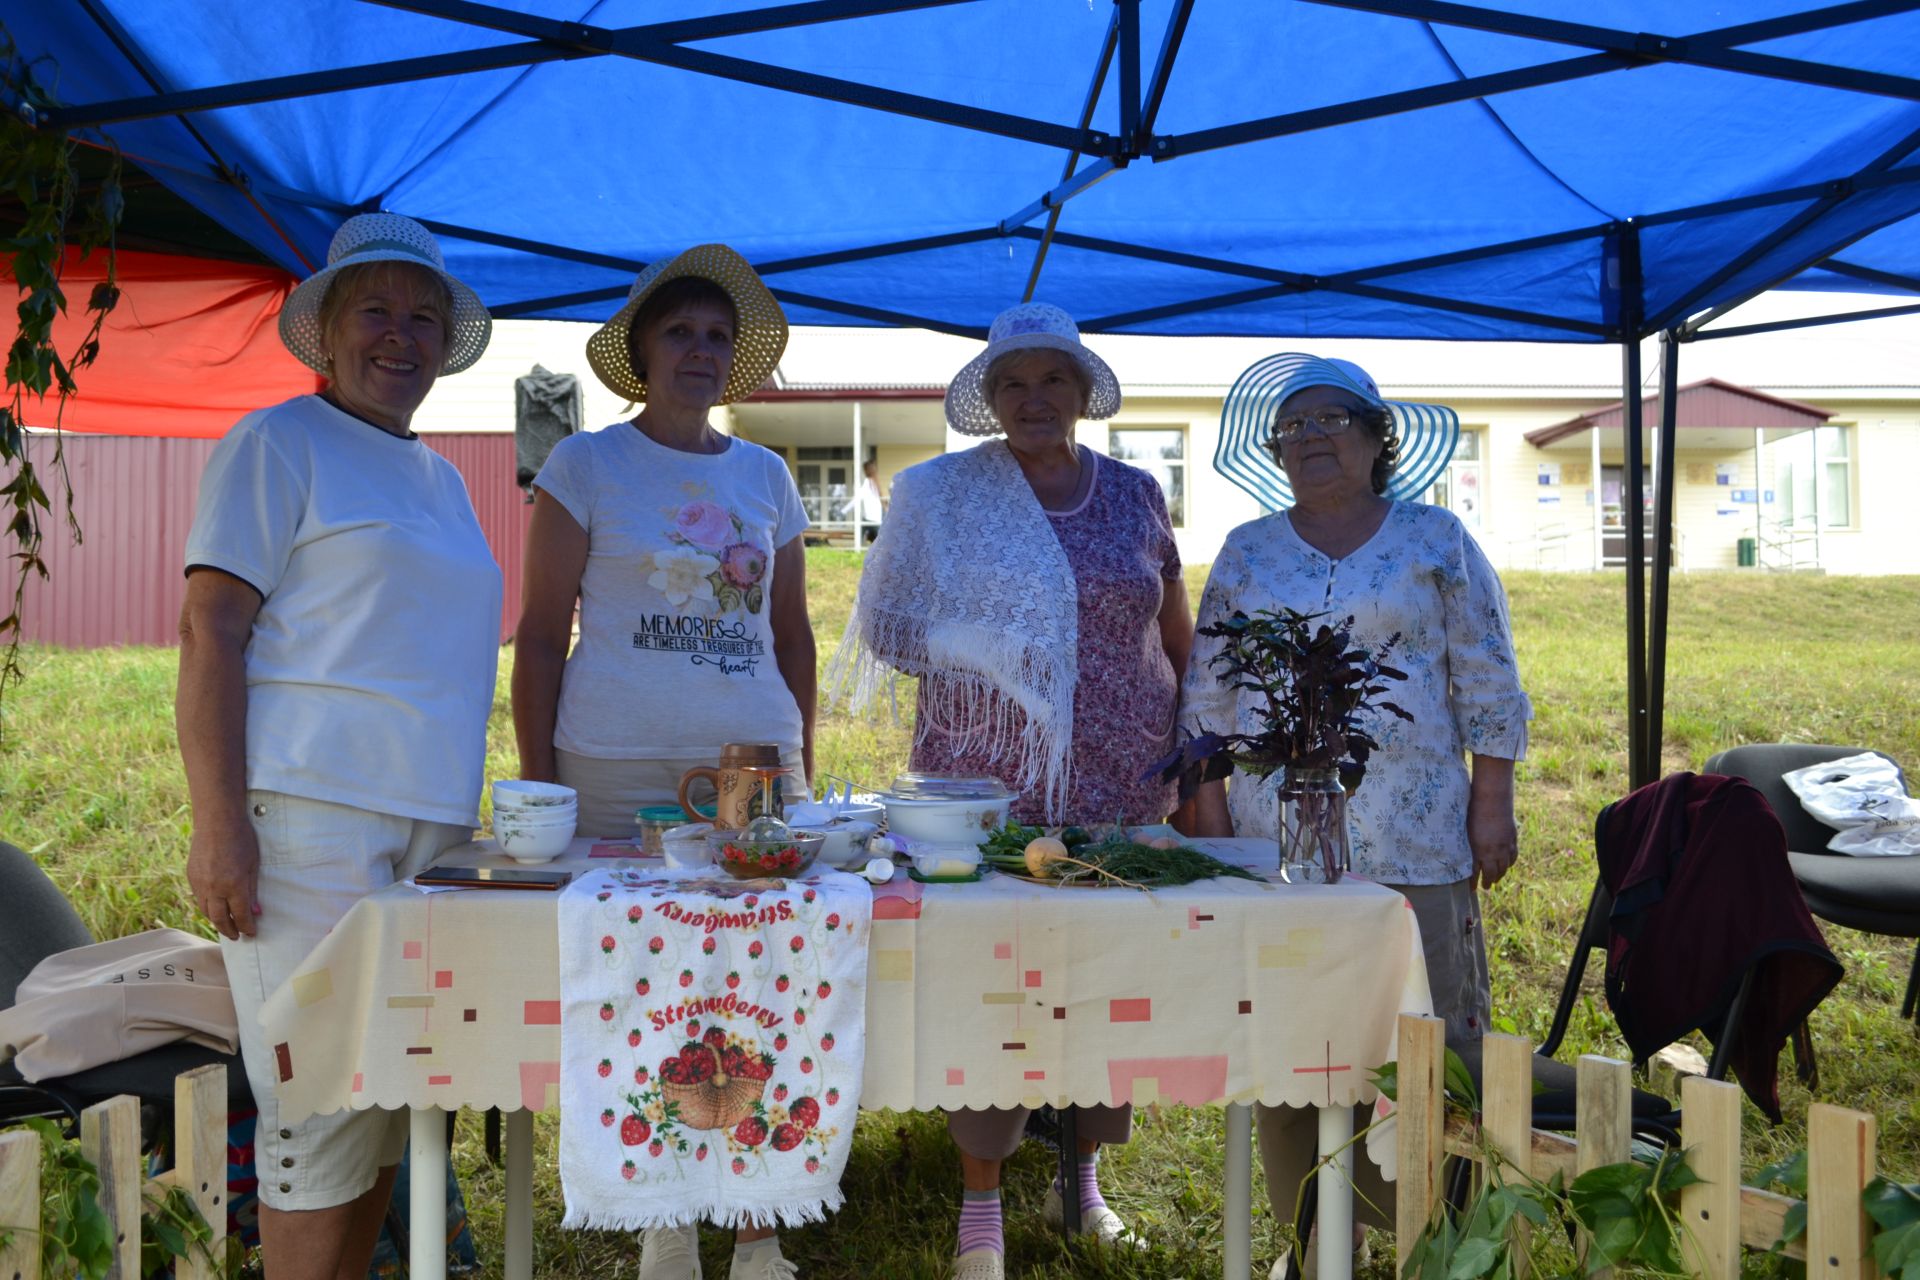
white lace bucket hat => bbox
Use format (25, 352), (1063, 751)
(944, 302), (1122, 437)
(278, 212), (491, 376)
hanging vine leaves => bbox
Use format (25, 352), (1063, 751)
(1, 24), (123, 715)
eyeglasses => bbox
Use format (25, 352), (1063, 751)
(1272, 405), (1364, 444)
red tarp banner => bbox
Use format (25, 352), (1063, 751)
(9, 246), (318, 438)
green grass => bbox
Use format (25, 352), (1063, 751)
(4, 557), (1918, 1278)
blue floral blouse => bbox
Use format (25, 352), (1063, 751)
(1179, 501), (1532, 885)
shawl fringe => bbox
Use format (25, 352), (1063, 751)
(824, 442), (1077, 819)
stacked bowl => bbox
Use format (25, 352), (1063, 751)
(491, 780), (578, 863)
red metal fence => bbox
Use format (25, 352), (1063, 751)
(18, 432), (530, 649)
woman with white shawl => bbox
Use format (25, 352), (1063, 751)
(830, 303), (1193, 1280)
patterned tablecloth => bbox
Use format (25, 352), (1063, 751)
(260, 838), (1431, 1124)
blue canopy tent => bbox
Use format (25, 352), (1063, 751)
(12, 0), (1920, 798)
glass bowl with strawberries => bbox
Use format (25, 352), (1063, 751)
(706, 828), (826, 880)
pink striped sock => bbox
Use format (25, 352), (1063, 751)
(1054, 1153), (1107, 1214)
(957, 1190), (1003, 1256)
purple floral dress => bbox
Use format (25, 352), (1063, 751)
(913, 450), (1183, 824)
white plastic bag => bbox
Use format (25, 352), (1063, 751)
(1781, 752), (1920, 857)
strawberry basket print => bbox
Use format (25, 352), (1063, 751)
(557, 868), (872, 1230)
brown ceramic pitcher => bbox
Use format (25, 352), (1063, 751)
(678, 743), (786, 827)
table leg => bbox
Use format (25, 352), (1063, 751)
(1225, 1102), (1252, 1278)
(410, 1107), (448, 1280)
(1315, 1103), (1355, 1280)
(505, 1109), (533, 1280)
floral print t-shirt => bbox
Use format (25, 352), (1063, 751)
(535, 423), (810, 759)
(1178, 502), (1531, 884)
(913, 449), (1183, 824)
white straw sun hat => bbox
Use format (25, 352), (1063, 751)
(944, 302), (1122, 437)
(585, 244), (789, 404)
(1215, 353), (1460, 510)
(278, 212), (492, 376)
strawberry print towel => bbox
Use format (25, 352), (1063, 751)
(557, 866), (871, 1230)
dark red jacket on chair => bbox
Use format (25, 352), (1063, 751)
(1595, 772), (1842, 1122)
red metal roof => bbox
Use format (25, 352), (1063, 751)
(1525, 379), (1834, 446)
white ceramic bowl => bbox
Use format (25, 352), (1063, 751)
(492, 780), (578, 810)
(493, 804), (576, 826)
(498, 817), (575, 862)
(882, 794), (1013, 845)
(810, 819), (878, 867)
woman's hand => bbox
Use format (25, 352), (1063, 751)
(1467, 754), (1518, 890)
(187, 820), (261, 940)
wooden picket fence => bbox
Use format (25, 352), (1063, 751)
(0, 1063), (228, 1280)
(1394, 1014), (1882, 1279)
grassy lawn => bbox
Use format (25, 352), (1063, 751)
(3, 553), (1917, 1278)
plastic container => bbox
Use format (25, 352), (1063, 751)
(635, 805), (691, 855)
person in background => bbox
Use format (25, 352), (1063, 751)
(512, 244), (810, 1280)
(856, 459), (886, 543)
(177, 213), (499, 1280)
(832, 302), (1192, 1280)
(1180, 354), (1530, 1278)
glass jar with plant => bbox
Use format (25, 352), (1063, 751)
(1153, 606), (1410, 883)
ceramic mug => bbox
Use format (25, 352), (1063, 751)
(678, 742), (786, 828)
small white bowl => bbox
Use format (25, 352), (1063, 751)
(493, 803), (577, 825)
(492, 780), (578, 809)
(498, 819), (575, 861)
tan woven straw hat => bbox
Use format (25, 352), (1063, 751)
(944, 302), (1121, 437)
(278, 212), (491, 376)
(586, 245), (789, 404)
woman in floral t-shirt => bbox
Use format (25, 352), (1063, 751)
(513, 247), (813, 1280)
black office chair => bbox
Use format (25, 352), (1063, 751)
(0, 840), (253, 1145)
(1705, 744), (1920, 1025)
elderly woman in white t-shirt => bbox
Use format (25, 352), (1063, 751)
(511, 245), (813, 1280)
(177, 213), (500, 1280)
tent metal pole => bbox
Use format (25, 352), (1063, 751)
(1687, 301), (1920, 340)
(1647, 332), (1681, 776)
(1818, 259), (1920, 291)
(1296, 0), (1920, 101)
(1140, 0), (1196, 142)
(1646, 124), (1920, 331)
(1615, 226), (1652, 790)
(1021, 9), (1119, 300)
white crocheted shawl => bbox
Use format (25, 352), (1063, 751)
(827, 441), (1077, 817)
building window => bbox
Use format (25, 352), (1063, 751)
(1427, 429), (1482, 528)
(1108, 427), (1186, 528)
(794, 447), (856, 524)
(1776, 425), (1851, 528)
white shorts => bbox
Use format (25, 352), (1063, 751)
(220, 790), (471, 1211)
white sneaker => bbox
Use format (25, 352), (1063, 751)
(952, 1247), (1005, 1280)
(726, 1241), (799, 1280)
(639, 1225), (702, 1280)
(1040, 1183), (1144, 1247)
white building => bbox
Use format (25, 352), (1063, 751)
(411, 292), (1920, 575)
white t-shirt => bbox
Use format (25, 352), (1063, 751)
(184, 395), (503, 826)
(534, 423), (810, 759)
(857, 476), (885, 523)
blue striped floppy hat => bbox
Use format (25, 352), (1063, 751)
(1214, 353), (1460, 511)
